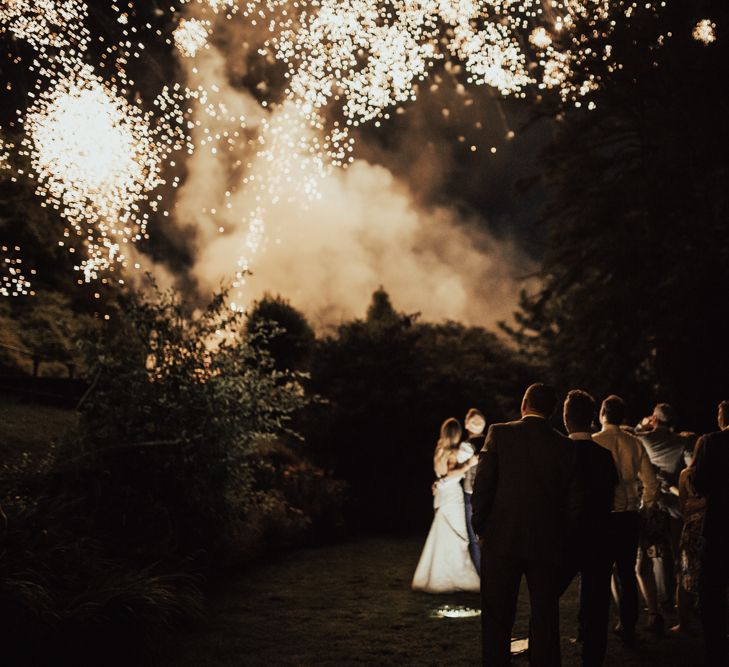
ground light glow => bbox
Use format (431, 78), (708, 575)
(430, 604), (481, 619)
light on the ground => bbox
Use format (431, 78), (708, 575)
(430, 605), (481, 619)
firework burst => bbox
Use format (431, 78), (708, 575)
(693, 19), (717, 45)
(174, 17), (211, 57)
(0, 0), (698, 300)
(0, 0), (90, 50)
(21, 65), (173, 281)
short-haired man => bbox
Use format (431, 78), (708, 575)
(461, 408), (486, 573)
(561, 390), (618, 666)
(693, 400), (729, 667)
(472, 383), (580, 666)
(593, 395), (658, 645)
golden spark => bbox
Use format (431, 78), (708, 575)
(693, 19), (717, 45)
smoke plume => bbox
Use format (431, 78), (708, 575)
(168, 8), (536, 329)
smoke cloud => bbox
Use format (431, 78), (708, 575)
(167, 9), (536, 330)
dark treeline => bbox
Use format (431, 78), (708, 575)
(505, 0), (729, 432)
(248, 291), (535, 532)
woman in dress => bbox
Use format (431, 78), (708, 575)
(412, 417), (481, 593)
(670, 438), (707, 634)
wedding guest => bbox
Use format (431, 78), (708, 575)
(560, 390), (618, 667)
(635, 403), (690, 631)
(472, 383), (580, 667)
(693, 400), (729, 666)
(460, 408), (486, 573)
(670, 438), (706, 635)
(592, 395), (658, 646)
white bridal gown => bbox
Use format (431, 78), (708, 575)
(411, 472), (481, 593)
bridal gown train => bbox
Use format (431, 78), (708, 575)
(411, 475), (481, 593)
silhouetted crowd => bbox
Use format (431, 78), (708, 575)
(468, 385), (729, 667)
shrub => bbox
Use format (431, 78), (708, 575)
(0, 285), (344, 661)
(71, 285), (309, 558)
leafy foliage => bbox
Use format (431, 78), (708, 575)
(506, 1), (729, 429)
(246, 293), (316, 372)
(0, 285), (341, 662)
(71, 284), (310, 557)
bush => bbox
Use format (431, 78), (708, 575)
(247, 439), (347, 546)
(69, 285), (309, 555)
(0, 285), (345, 662)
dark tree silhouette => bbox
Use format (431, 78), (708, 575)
(307, 288), (534, 529)
(246, 294), (316, 372)
(505, 0), (729, 430)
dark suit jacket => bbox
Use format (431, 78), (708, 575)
(693, 428), (729, 545)
(471, 416), (580, 563)
(570, 436), (619, 552)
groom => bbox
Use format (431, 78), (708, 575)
(462, 408), (486, 573)
(471, 383), (580, 666)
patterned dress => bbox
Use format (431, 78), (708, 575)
(678, 467), (706, 594)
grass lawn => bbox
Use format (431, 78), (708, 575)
(0, 398), (78, 482)
(0, 398), (78, 453)
(158, 536), (703, 666)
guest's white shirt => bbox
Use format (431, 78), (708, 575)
(593, 424), (658, 512)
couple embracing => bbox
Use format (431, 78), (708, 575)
(411, 409), (487, 594)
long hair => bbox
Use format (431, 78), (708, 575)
(439, 417), (462, 448)
(434, 418), (462, 477)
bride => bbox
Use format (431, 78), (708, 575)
(412, 417), (481, 593)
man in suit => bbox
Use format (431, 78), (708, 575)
(560, 390), (619, 666)
(461, 408), (486, 573)
(472, 383), (580, 667)
(693, 400), (729, 666)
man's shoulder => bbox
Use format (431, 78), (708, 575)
(604, 427), (645, 451)
(554, 431), (573, 448)
(496, 418), (560, 433)
(489, 418), (569, 444)
(488, 419), (521, 433)
(591, 439), (619, 469)
(701, 429), (729, 450)
(636, 428), (659, 446)
(668, 430), (690, 450)
(486, 419), (542, 443)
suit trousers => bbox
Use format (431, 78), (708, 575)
(699, 538), (729, 666)
(608, 511), (640, 636)
(464, 492), (481, 574)
(561, 545), (612, 667)
(481, 549), (561, 667)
